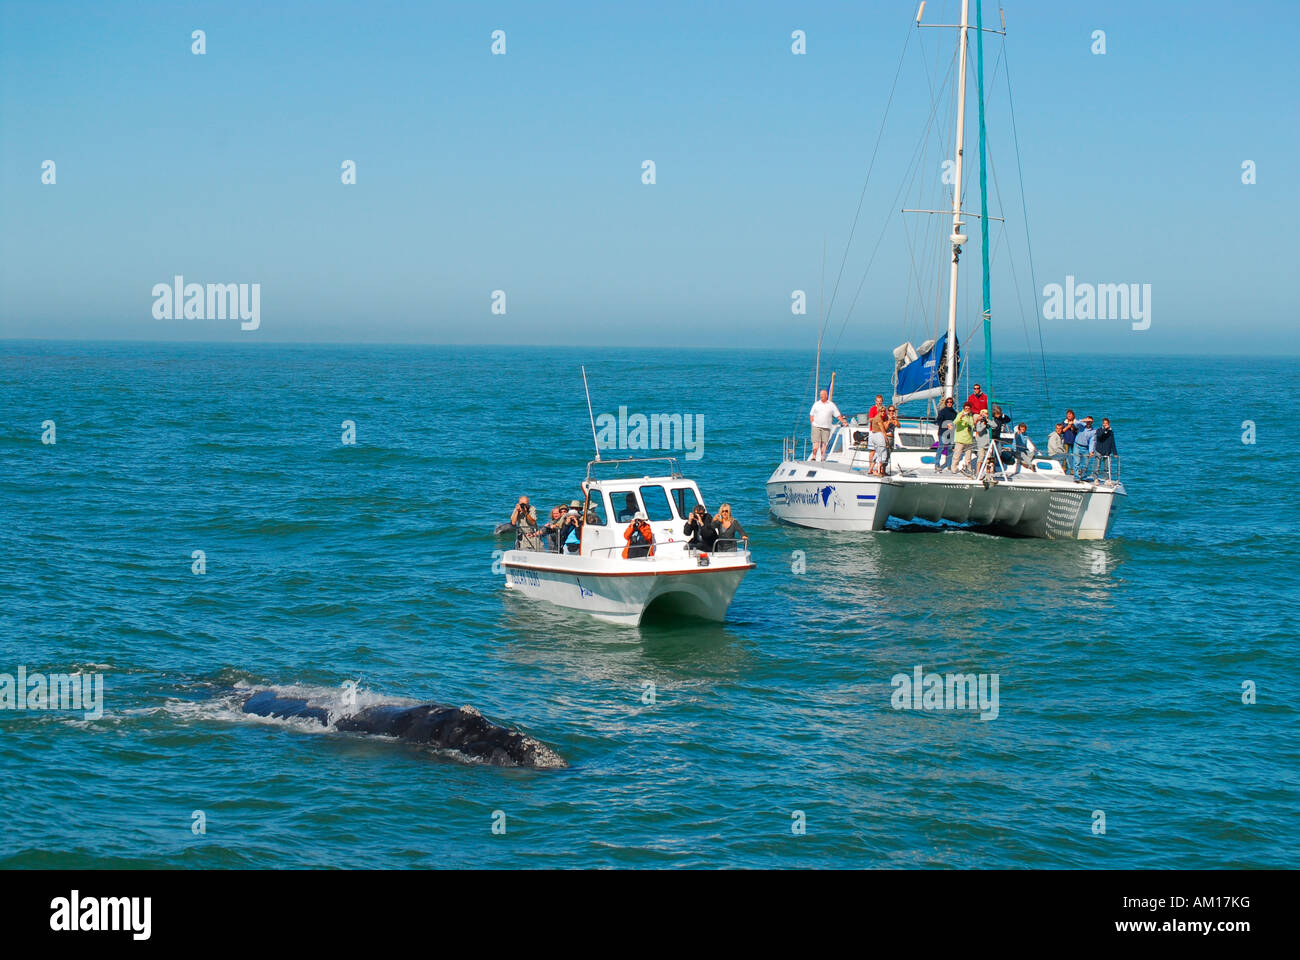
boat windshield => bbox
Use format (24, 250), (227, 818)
(606, 490), (641, 523)
(639, 484), (674, 522)
(671, 485), (700, 517)
(584, 495), (607, 525)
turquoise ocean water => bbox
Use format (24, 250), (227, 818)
(1, 342), (1296, 868)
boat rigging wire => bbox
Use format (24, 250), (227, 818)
(818, 20), (915, 344)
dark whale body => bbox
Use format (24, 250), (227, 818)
(240, 689), (565, 769)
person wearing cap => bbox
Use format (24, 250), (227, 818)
(622, 511), (655, 559)
(1072, 416), (1098, 480)
(561, 500), (584, 554)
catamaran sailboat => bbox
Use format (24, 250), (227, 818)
(767, 0), (1125, 540)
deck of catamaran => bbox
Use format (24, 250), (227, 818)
(767, 413), (1125, 540)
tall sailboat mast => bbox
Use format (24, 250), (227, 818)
(943, 0), (971, 402)
(974, 0), (993, 405)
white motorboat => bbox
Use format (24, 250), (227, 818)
(501, 457), (754, 625)
(768, 0), (1126, 540)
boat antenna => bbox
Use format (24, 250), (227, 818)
(582, 365), (601, 461)
(815, 234), (826, 401)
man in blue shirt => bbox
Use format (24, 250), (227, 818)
(1072, 416), (1097, 480)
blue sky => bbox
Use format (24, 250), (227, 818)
(1, 0), (1294, 354)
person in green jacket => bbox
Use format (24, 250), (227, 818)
(952, 402), (976, 474)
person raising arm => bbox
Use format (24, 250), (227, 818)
(808, 389), (848, 461)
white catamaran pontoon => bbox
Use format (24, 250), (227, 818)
(768, 0), (1125, 540)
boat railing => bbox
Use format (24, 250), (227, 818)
(583, 538), (749, 561)
(844, 435), (902, 476)
(699, 538), (749, 556)
(1076, 453), (1121, 483)
(585, 456), (683, 482)
(967, 438), (1123, 482)
(976, 440), (1123, 483)
(582, 544), (663, 560)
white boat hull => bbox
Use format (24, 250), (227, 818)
(502, 546), (753, 625)
(767, 459), (1124, 540)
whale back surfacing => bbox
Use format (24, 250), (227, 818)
(241, 690), (330, 725)
(239, 689), (566, 769)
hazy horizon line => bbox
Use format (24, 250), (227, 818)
(0, 337), (1292, 360)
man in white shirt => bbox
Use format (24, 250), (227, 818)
(808, 389), (848, 460)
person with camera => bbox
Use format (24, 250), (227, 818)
(511, 496), (537, 527)
(984, 404), (1013, 475)
(881, 405), (901, 475)
(989, 404), (1011, 441)
(560, 500), (584, 554)
(622, 511), (656, 559)
(952, 402), (976, 474)
(683, 504), (717, 551)
(511, 495), (542, 550)
(710, 503), (747, 553)
(972, 408), (992, 474)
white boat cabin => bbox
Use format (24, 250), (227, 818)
(577, 459), (710, 559)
